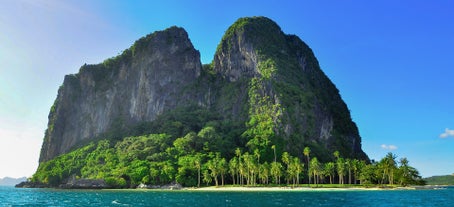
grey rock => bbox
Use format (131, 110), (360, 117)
(39, 27), (202, 162)
(38, 17), (368, 166)
(60, 176), (108, 189)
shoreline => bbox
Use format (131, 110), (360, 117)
(183, 186), (413, 192)
(16, 180), (447, 191)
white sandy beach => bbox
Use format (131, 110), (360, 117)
(185, 186), (394, 192)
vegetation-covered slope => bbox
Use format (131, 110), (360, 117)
(424, 175), (454, 185)
(33, 17), (378, 187)
(32, 133), (424, 188)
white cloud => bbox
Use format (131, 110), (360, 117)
(440, 128), (454, 138)
(381, 144), (398, 150)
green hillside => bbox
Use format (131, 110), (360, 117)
(424, 175), (454, 185)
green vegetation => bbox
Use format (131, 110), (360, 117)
(33, 132), (424, 188)
(424, 175), (454, 185)
(214, 17), (367, 161)
(35, 17), (423, 189)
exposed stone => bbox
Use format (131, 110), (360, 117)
(136, 182), (182, 190)
(38, 16), (368, 167)
(39, 27), (202, 162)
(15, 181), (49, 188)
(59, 176), (108, 189)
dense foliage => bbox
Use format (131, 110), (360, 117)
(32, 129), (424, 188)
(35, 17), (398, 188)
(215, 17), (367, 161)
(424, 175), (454, 185)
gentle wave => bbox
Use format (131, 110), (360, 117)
(2, 186), (454, 206)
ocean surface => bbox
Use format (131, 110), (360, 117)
(1, 186), (454, 207)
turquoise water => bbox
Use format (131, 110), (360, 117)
(1, 186), (453, 206)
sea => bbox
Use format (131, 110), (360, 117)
(1, 186), (454, 207)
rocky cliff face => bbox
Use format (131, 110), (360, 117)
(39, 17), (368, 163)
(40, 27), (202, 162)
(213, 17), (367, 160)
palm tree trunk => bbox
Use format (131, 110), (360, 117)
(198, 167), (201, 188)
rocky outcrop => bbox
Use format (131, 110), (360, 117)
(137, 182), (183, 190)
(39, 27), (202, 162)
(39, 16), (368, 165)
(59, 176), (108, 189)
(15, 181), (49, 188)
(212, 17), (367, 159)
(16, 177), (108, 189)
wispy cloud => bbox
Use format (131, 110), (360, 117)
(381, 144), (398, 150)
(440, 128), (454, 138)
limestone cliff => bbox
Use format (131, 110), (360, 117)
(213, 17), (367, 160)
(40, 27), (201, 162)
(39, 17), (368, 164)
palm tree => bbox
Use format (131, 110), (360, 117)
(229, 157), (238, 185)
(292, 157), (303, 186)
(254, 148), (261, 183)
(239, 157), (246, 186)
(235, 148), (242, 185)
(336, 157), (346, 185)
(357, 160), (367, 184)
(303, 147), (311, 184)
(346, 159), (352, 184)
(398, 157), (410, 186)
(324, 162), (335, 184)
(270, 161), (282, 184)
(383, 152), (397, 185)
(202, 169), (212, 186)
(259, 162), (270, 184)
(397, 157), (423, 186)
(271, 145), (277, 163)
(194, 153), (202, 187)
(281, 152), (290, 184)
(219, 157), (227, 186)
(207, 159), (219, 186)
(351, 159), (361, 184)
(309, 157), (321, 185)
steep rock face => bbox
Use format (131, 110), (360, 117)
(213, 17), (367, 160)
(39, 17), (368, 164)
(40, 27), (202, 162)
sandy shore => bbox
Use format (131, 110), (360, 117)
(184, 186), (397, 192)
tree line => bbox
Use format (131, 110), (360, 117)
(32, 127), (424, 188)
(197, 147), (424, 187)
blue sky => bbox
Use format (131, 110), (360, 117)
(0, 0), (453, 178)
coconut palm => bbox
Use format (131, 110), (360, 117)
(281, 152), (290, 184)
(346, 159), (352, 184)
(194, 153), (202, 187)
(309, 157), (321, 185)
(336, 157), (346, 185)
(323, 162), (335, 184)
(303, 147), (311, 184)
(270, 161), (283, 184)
(259, 162), (270, 184)
(383, 152), (397, 185)
(229, 157), (238, 185)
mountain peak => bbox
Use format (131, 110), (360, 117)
(213, 16), (288, 81)
(38, 16), (368, 179)
(223, 16), (283, 39)
(39, 26), (201, 162)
